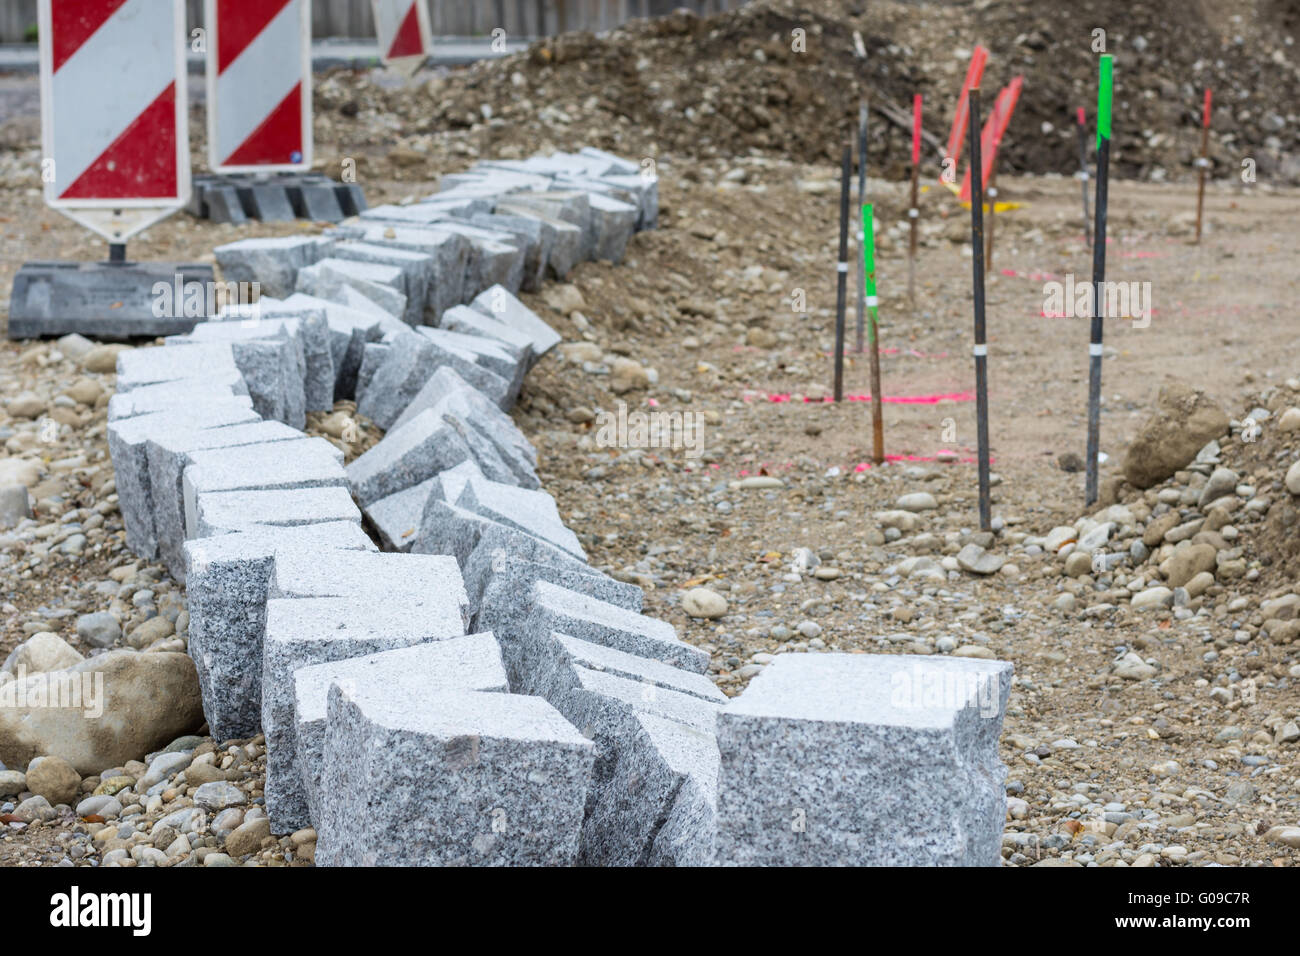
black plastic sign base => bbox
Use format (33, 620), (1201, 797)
(188, 172), (367, 224)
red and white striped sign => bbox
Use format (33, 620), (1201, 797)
(206, 0), (313, 173)
(372, 0), (432, 73)
(39, 0), (190, 240)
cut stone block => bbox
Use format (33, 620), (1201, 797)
(354, 342), (390, 401)
(329, 221), (470, 319)
(467, 529), (643, 617)
(387, 367), (535, 485)
(417, 327), (525, 405)
(114, 343), (239, 392)
(578, 146), (641, 175)
(714, 654), (1014, 866)
(327, 242), (435, 326)
(295, 259), (408, 322)
(191, 486), (361, 538)
(182, 438), (347, 540)
(528, 631), (725, 705)
(271, 293), (384, 400)
(292, 633), (507, 827)
(414, 220), (525, 299)
(361, 198), (494, 224)
(511, 580), (707, 687)
(145, 419), (304, 581)
(470, 285), (561, 364)
(106, 374), (251, 421)
(364, 477), (436, 552)
(363, 459), (482, 552)
(356, 329), (512, 428)
(647, 750), (717, 867)
(221, 304), (336, 411)
(462, 211), (549, 291)
(586, 192), (638, 263)
(213, 235), (331, 299)
(454, 477), (584, 560)
(262, 595), (469, 833)
(269, 548), (470, 626)
(497, 191), (592, 261)
(107, 404), (262, 560)
(493, 202), (582, 279)
(557, 172), (658, 231)
(345, 409), (480, 506)
(526, 661), (721, 864)
(317, 685), (593, 866)
(184, 522), (375, 740)
(440, 304), (535, 362)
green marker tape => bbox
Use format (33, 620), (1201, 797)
(862, 203), (879, 342)
(1097, 54), (1113, 149)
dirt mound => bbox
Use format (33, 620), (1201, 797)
(326, 0), (1300, 184)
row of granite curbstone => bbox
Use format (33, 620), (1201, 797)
(106, 148), (1015, 866)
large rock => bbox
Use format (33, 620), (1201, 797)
(24, 755), (81, 805)
(1122, 383), (1229, 489)
(0, 651), (204, 775)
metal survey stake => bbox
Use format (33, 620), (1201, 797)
(967, 87), (992, 531)
(863, 202), (884, 463)
(833, 140), (851, 403)
(1085, 55), (1113, 506)
(854, 100), (868, 353)
(1076, 107), (1092, 248)
(908, 93), (921, 306)
(1195, 88), (1211, 243)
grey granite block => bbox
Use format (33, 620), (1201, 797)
(327, 222), (469, 319)
(586, 192), (639, 263)
(453, 477), (584, 560)
(213, 235), (331, 299)
(272, 293), (385, 400)
(363, 459), (482, 552)
(182, 438), (347, 540)
(416, 326), (525, 406)
(493, 202), (582, 279)
(363, 477), (437, 552)
(237, 304), (336, 411)
(647, 750), (717, 867)
(262, 594), (469, 833)
(578, 146), (640, 176)
(354, 342), (391, 401)
(714, 654), (1014, 867)
(115, 343), (239, 392)
(107, 404), (262, 560)
(291, 633), (507, 827)
(467, 530), (642, 618)
(327, 241), (435, 326)
(510, 580), (707, 687)
(183, 523), (375, 740)
(387, 367), (535, 485)
(295, 259), (407, 322)
(353, 329), (436, 429)
(526, 631), (725, 704)
(145, 419), (304, 581)
(470, 285), (562, 364)
(192, 486), (361, 538)
(230, 336), (307, 429)
(345, 411), (473, 505)
(439, 305), (535, 363)
(462, 211), (549, 292)
(106, 375), (251, 421)
(317, 685), (593, 866)
(269, 548), (470, 628)
(496, 191), (592, 261)
(416, 220), (525, 298)
(526, 661), (721, 864)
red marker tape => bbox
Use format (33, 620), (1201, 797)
(945, 46), (988, 170)
(912, 94), (923, 166)
(1203, 88), (1212, 129)
(1077, 106), (1086, 127)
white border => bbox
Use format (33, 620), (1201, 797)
(372, 0), (432, 70)
(206, 0), (313, 174)
(39, 0), (190, 240)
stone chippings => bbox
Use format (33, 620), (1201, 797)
(714, 654), (1014, 867)
(99, 147), (1013, 867)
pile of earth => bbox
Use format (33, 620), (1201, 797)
(314, 0), (1300, 185)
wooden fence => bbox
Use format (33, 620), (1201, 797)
(0, 1), (748, 45)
